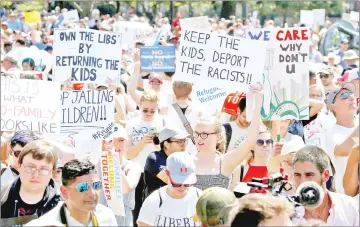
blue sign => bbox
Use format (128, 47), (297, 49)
(140, 46), (176, 72)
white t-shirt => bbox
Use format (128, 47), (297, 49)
(25, 202), (118, 226)
(125, 115), (163, 170)
(137, 186), (202, 227)
(325, 124), (355, 193)
(225, 122), (248, 151)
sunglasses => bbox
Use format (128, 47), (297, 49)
(150, 80), (162, 85)
(169, 139), (188, 145)
(142, 109), (156, 114)
(256, 139), (274, 146)
(169, 176), (193, 188)
(319, 74), (330, 79)
(73, 181), (102, 193)
(11, 147), (22, 158)
(339, 91), (353, 100)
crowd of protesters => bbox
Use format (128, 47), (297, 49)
(0, 5), (359, 227)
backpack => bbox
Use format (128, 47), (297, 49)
(223, 123), (232, 152)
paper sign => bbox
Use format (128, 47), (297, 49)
(60, 90), (115, 140)
(140, 46), (176, 72)
(62, 10), (80, 24)
(190, 86), (228, 113)
(75, 140), (102, 164)
(180, 16), (211, 32)
(1, 79), (60, 133)
(174, 30), (267, 91)
(300, 10), (314, 26)
(53, 29), (122, 83)
(350, 11), (359, 22)
(313, 9), (326, 26)
(100, 151), (125, 216)
(113, 22), (153, 48)
(222, 93), (246, 115)
(246, 28), (310, 121)
(24, 11), (41, 24)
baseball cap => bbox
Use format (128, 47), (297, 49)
(113, 125), (128, 139)
(326, 82), (355, 112)
(44, 44), (53, 52)
(159, 127), (189, 143)
(196, 187), (238, 226)
(317, 66), (333, 76)
(267, 137), (305, 173)
(166, 152), (196, 184)
(340, 38), (349, 44)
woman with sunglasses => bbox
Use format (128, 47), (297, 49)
(229, 131), (273, 190)
(191, 83), (263, 190)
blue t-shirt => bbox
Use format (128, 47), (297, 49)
(143, 150), (167, 199)
(6, 19), (21, 31)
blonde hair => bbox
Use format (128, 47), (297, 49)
(197, 112), (227, 153)
(140, 90), (159, 103)
(173, 81), (192, 99)
(309, 84), (325, 99)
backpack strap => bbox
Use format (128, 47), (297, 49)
(158, 189), (163, 208)
(172, 103), (195, 145)
(223, 123), (232, 152)
(239, 164), (245, 182)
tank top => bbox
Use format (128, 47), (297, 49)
(193, 153), (230, 190)
(242, 162), (269, 183)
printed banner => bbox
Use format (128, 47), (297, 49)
(190, 86), (228, 114)
(24, 11), (41, 24)
(140, 46), (176, 72)
(180, 16), (211, 32)
(246, 28), (310, 121)
(1, 79), (60, 133)
(53, 29), (122, 83)
(222, 92), (246, 116)
(100, 151), (125, 216)
(60, 90), (115, 140)
(174, 29), (267, 91)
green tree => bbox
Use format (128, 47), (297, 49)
(220, 1), (236, 19)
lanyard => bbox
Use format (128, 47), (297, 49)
(60, 203), (99, 227)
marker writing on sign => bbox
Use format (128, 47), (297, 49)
(279, 43), (307, 74)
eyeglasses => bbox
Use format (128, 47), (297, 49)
(23, 165), (52, 176)
(10, 147), (22, 158)
(256, 139), (274, 146)
(69, 181), (103, 193)
(194, 132), (217, 139)
(142, 109), (157, 114)
(169, 139), (188, 145)
(319, 74), (330, 79)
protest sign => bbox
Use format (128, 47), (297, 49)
(222, 92), (246, 116)
(75, 140), (102, 164)
(62, 10), (80, 24)
(100, 151), (125, 216)
(174, 30), (267, 91)
(140, 46), (176, 72)
(313, 9), (326, 26)
(246, 28), (310, 121)
(60, 89), (115, 140)
(1, 79), (60, 133)
(180, 16), (212, 32)
(303, 119), (326, 149)
(350, 11), (359, 22)
(24, 11), (41, 24)
(53, 29), (122, 83)
(190, 86), (228, 114)
(300, 10), (314, 26)
(113, 22), (153, 49)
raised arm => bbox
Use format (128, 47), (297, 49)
(222, 83), (263, 176)
(309, 98), (324, 117)
(334, 125), (359, 157)
(343, 145), (359, 196)
(128, 62), (143, 106)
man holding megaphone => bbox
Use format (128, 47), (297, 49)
(292, 145), (359, 226)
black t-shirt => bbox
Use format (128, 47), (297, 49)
(143, 150), (167, 199)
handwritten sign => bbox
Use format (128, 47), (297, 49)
(53, 29), (122, 83)
(60, 90), (115, 140)
(246, 28), (310, 121)
(222, 92), (246, 115)
(350, 11), (360, 22)
(174, 30), (267, 91)
(140, 46), (176, 72)
(62, 10), (80, 24)
(100, 151), (125, 216)
(1, 79), (60, 133)
(180, 16), (211, 32)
